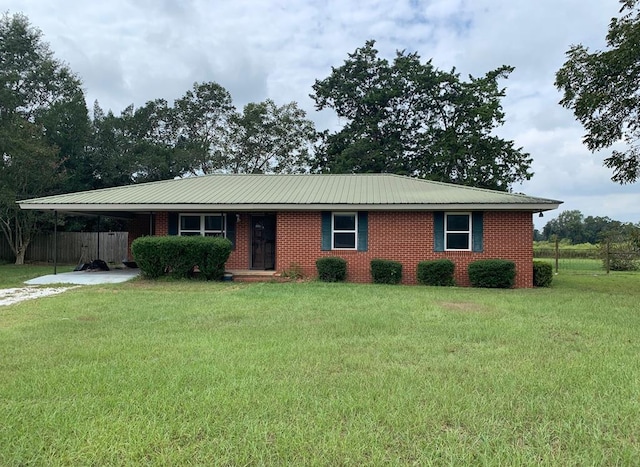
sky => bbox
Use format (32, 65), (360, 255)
(4, 0), (639, 229)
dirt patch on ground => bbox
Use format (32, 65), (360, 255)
(438, 301), (488, 312)
(0, 286), (77, 307)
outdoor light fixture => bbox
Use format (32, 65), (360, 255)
(539, 212), (544, 218)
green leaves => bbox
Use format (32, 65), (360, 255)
(556, 0), (640, 183)
(88, 84), (317, 181)
(311, 40), (532, 191)
(1, 13), (85, 263)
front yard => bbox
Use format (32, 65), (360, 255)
(1, 266), (639, 464)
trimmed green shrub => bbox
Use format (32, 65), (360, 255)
(131, 236), (232, 280)
(370, 259), (402, 284)
(131, 236), (166, 278)
(468, 259), (516, 288)
(316, 257), (347, 282)
(533, 261), (553, 287)
(194, 236), (233, 280)
(417, 259), (455, 286)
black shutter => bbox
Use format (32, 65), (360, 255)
(434, 211), (444, 252)
(321, 211), (331, 250)
(226, 213), (236, 250)
(357, 212), (368, 251)
(168, 213), (178, 235)
(472, 212), (483, 252)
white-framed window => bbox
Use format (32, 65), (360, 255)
(179, 213), (226, 237)
(445, 213), (472, 251)
(332, 212), (357, 250)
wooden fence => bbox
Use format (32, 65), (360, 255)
(0, 232), (129, 264)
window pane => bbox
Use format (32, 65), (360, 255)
(334, 232), (356, 249)
(447, 214), (469, 232)
(204, 232), (224, 237)
(447, 233), (469, 250)
(334, 214), (356, 231)
(205, 215), (223, 231)
(181, 232), (200, 236)
(181, 215), (200, 231)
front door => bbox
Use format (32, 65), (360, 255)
(251, 214), (276, 270)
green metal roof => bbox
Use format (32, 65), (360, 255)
(19, 174), (562, 213)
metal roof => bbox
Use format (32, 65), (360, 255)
(19, 174), (562, 213)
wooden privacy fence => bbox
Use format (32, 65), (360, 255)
(1, 232), (129, 264)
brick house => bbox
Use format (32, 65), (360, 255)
(19, 174), (561, 287)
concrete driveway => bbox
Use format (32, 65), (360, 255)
(25, 268), (140, 286)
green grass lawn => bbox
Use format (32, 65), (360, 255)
(1, 266), (639, 464)
(0, 263), (74, 288)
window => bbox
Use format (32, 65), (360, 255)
(332, 212), (357, 249)
(445, 213), (471, 250)
(179, 214), (226, 237)
(321, 211), (368, 251)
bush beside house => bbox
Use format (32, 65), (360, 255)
(533, 261), (553, 287)
(417, 259), (455, 286)
(316, 257), (347, 282)
(131, 236), (232, 280)
(370, 259), (402, 284)
(468, 259), (516, 288)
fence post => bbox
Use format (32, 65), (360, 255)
(605, 238), (611, 274)
(554, 235), (559, 273)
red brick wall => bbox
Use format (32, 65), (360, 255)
(276, 211), (534, 288)
(130, 210), (534, 288)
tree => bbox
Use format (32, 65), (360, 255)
(556, 0), (640, 184)
(87, 100), (190, 188)
(223, 99), (316, 173)
(172, 81), (236, 175)
(540, 209), (636, 244)
(542, 210), (586, 243)
(0, 12), (86, 263)
(311, 40), (533, 190)
(0, 117), (61, 263)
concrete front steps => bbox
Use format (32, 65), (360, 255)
(225, 269), (287, 283)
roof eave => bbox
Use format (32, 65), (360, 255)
(18, 202), (562, 212)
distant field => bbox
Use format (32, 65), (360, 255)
(1, 265), (639, 464)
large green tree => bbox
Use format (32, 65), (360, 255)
(311, 40), (532, 191)
(223, 99), (316, 173)
(556, 0), (640, 184)
(171, 81), (236, 175)
(94, 83), (317, 178)
(0, 12), (86, 263)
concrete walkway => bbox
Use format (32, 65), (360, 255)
(25, 268), (140, 285)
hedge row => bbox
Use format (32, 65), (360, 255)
(131, 236), (232, 280)
(315, 258), (551, 288)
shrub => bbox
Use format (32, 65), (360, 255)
(417, 259), (455, 286)
(468, 259), (516, 288)
(370, 259), (402, 284)
(131, 236), (232, 280)
(131, 237), (165, 278)
(192, 236), (233, 280)
(316, 257), (347, 282)
(533, 261), (553, 287)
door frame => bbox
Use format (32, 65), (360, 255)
(250, 213), (276, 270)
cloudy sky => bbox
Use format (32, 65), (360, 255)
(4, 0), (638, 228)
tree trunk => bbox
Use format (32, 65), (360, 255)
(14, 248), (26, 265)
(13, 238), (29, 265)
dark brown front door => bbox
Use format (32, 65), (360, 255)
(251, 214), (276, 270)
